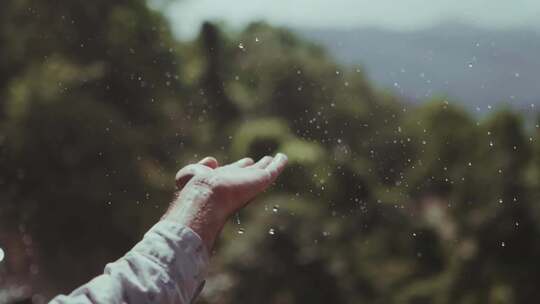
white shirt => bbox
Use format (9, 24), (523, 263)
(50, 221), (209, 304)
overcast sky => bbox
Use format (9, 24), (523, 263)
(160, 0), (540, 39)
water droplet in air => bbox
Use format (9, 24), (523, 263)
(0, 247), (5, 262)
(501, 241), (506, 247)
(237, 228), (245, 235)
(238, 42), (245, 50)
(272, 205), (279, 213)
(268, 228), (276, 235)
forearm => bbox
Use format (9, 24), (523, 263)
(50, 221), (209, 304)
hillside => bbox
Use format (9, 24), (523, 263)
(299, 23), (540, 111)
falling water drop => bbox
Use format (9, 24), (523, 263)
(272, 205), (279, 213)
(0, 247), (5, 262)
(268, 228), (276, 235)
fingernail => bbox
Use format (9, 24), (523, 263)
(199, 156), (213, 163)
(276, 153), (288, 160)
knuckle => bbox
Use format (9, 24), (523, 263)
(191, 173), (221, 191)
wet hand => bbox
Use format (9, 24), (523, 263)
(164, 154), (288, 250)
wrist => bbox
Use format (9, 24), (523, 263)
(163, 183), (225, 251)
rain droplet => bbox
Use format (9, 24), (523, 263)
(238, 42), (245, 50)
(0, 247), (5, 262)
(501, 241), (506, 247)
(268, 228), (276, 235)
(237, 228), (245, 235)
(272, 205), (279, 213)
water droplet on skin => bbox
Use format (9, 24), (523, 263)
(268, 228), (275, 235)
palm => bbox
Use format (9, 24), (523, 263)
(212, 166), (270, 205)
(175, 154), (288, 214)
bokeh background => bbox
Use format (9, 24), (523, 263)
(1, 0), (540, 303)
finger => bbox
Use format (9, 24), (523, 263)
(175, 164), (212, 189)
(249, 155), (273, 169)
(228, 157), (254, 168)
(265, 153), (288, 181)
(198, 156), (219, 169)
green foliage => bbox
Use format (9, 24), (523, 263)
(1, 1), (540, 303)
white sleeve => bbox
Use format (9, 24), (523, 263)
(50, 220), (209, 304)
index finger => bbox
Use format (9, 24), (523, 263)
(265, 153), (288, 181)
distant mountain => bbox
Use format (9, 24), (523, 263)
(297, 23), (540, 111)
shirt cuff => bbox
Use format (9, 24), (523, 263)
(130, 220), (210, 300)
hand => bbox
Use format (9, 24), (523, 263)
(163, 153), (288, 250)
